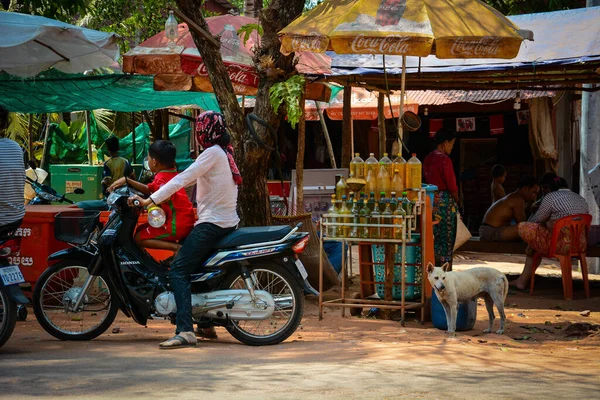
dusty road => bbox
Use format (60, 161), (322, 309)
(2, 254), (600, 400)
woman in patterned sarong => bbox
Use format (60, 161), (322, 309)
(423, 129), (459, 269)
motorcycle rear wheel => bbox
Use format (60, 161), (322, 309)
(0, 288), (17, 348)
(220, 262), (304, 346)
(33, 261), (118, 341)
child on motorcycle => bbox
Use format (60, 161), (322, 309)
(109, 140), (195, 255)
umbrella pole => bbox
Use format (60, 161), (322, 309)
(315, 102), (337, 169)
(398, 55), (406, 154)
(85, 111), (93, 165)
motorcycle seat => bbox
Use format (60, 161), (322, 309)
(214, 225), (292, 249)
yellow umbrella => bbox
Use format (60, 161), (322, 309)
(279, 0), (533, 148)
(280, 0), (532, 58)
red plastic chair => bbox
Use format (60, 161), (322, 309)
(530, 214), (592, 300)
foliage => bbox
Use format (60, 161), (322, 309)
(7, 0), (87, 22)
(482, 0), (586, 15)
(269, 75), (305, 129)
(237, 23), (263, 45)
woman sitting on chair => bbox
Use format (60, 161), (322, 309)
(511, 177), (590, 290)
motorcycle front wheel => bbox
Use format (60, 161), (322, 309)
(0, 288), (17, 348)
(33, 261), (118, 341)
(220, 262), (304, 346)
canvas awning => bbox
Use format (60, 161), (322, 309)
(319, 7), (600, 91)
(0, 70), (221, 113)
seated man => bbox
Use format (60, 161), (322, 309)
(479, 176), (539, 242)
(490, 164), (507, 204)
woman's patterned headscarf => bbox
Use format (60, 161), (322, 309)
(195, 111), (242, 185)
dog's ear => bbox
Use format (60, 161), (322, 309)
(426, 263), (435, 274)
(442, 263), (450, 272)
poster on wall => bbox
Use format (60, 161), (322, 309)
(429, 119), (443, 137)
(516, 110), (530, 125)
(456, 117), (476, 132)
(489, 115), (505, 135)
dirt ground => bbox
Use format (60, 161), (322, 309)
(1, 252), (600, 400)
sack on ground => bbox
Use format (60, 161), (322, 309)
(454, 213), (471, 251)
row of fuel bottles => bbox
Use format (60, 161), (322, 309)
(324, 191), (415, 240)
(336, 152), (422, 201)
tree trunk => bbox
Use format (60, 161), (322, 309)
(342, 87), (352, 168)
(176, 0), (305, 227)
(295, 92), (306, 209)
(244, 0), (263, 17)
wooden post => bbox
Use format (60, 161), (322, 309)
(85, 111), (93, 165)
(162, 109), (170, 141)
(377, 93), (386, 157)
(315, 102), (336, 169)
(296, 92), (307, 210)
(342, 87), (352, 168)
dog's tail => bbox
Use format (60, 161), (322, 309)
(502, 274), (509, 300)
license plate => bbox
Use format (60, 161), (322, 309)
(0, 266), (25, 286)
(295, 259), (308, 280)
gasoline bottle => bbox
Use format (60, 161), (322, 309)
(379, 152), (393, 178)
(368, 192), (376, 212)
(365, 153), (379, 177)
(390, 192), (398, 212)
(359, 199), (370, 239)
(406, 153), (422, 201)
(391, 168), (404, 196)
(339, 195), (351, 238)
(381, 201), (393, 239)
(393, 201), (407, 240)
(349, 153), (365, 179)
(392, 154), (407, 187)
(370, 200), (381, 239)
(350, 199), (360, 238)
(326, 194), (338, 238)
(335, 174), (349, 199)
(377, 165), (391, 199)
(365, 169), (377, 198)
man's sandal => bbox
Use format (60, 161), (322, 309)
(159, 334), (197, 350)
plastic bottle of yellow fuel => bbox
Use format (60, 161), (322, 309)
(406, 153), (422, 201)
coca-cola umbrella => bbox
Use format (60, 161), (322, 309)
(279, 0), (534, 143)
(123, 15), (331, 96)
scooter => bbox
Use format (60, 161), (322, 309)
(26, 175), (85, 205)
(0, 226), (29, 348)
(32, 185), (316, 346)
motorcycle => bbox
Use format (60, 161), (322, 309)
(26, 175), (85, 205)
(0, 226), (29, 348)
(32, 185), (316, 346)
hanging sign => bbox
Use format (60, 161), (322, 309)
(456, 117), (476, 132)
(489, 115), (504, 135)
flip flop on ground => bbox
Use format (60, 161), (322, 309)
(159, 332), (197, 349)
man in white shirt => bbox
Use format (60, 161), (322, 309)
(0, 107), (25, 235)
(132, 112), (241, 349)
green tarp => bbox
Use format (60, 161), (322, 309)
(0, 71), (221, 113)
(46, 115), (194, 170)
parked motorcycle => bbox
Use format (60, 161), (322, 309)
(26, 175), (85, 205)
(0, 226), (29, 348)
(33, 186), (316, 346)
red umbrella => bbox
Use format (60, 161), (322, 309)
(124, 15), (331, 95)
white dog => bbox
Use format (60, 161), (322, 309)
(426, 263), (508, 334)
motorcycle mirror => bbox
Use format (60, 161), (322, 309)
(74, 188), (85, 195)
(143, 158), (150, 171)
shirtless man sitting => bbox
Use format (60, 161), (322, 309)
(479, 176), (539, 241)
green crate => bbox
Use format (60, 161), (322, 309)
(49, 164), (104, 202)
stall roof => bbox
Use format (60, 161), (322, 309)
(0, 71), (221, 113)
(321, 7), (600, 91)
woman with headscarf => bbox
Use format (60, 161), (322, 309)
(131, 111), (241, 349)
(423, 128), (459, 269)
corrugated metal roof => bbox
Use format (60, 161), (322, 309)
(406, 90), (554, 106)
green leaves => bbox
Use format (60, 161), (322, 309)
(269, 75), (305, 129)
(237, 23), (263, 46)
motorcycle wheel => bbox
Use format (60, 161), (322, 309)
(220, 262), (304, 346)
(33, 261), (118, 341)
(0, 288), (17, 348)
